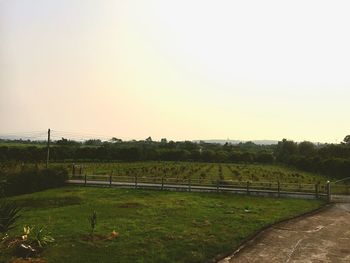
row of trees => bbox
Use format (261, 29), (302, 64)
(0, 144), (274, 164)
(275, 137), (350, 179)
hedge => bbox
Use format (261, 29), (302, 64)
(1, 167), (68, 197)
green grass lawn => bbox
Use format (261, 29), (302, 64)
(2, 186), (324, 263)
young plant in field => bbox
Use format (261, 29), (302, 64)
(88, 211), (97, 237)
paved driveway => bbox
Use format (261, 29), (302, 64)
(220, 203), (350, 263)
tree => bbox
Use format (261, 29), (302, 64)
(110, 137), (122, 143)
(84, 139), (102, 146)
(298, 141), (315, 156)
(343, 135), (350, 145)
(56, 138), (80, 147)
(275, 139), (298, 161)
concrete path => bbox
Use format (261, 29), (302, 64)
(220, 203), (350, 263)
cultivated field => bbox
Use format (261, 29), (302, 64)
(1, 161), (332, 194)
(75, 162), (332, 194)
(68, 162), (328, 184)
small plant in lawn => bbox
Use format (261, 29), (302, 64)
(88, 211), (97, 239)
(31, 226), (55, 248)
(0, 225), (55, 259)
(84, 210), (119, 243)
(16, 225), (54, 257)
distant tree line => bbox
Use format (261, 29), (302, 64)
(0, 138), (275, 164)
(275, 138), (350, 179)
(1, 136), (350, 179)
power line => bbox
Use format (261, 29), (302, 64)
(0, 130), (46, 136)
(0, 131), (47, 140)
(0, 130), (120, 142)
(51, 130), (115, 141)
(52, 130), (115, 138)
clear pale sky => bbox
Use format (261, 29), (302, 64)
(1, 0), (349, 142)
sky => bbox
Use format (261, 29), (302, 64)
(1, 0), (349, 143)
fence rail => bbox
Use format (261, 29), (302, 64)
(67, 174), (330, 200)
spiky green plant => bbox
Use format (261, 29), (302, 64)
(31, 227), (55, 248)
(0, 200), (21, 235)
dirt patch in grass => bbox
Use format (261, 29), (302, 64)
(11, 259), (47, 263)
(81, 231), (119, 243)
(62, 188), (76, 192)
(15, 196), (82, 209)
(118, 202), (141, 208)
(81, 234), (110, 242)
(173, 199), (186, 205)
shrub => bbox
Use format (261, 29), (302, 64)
(4, 167), (68, 196)
(5, 225), (55, 258)
(0, 200), (22, 235)
(255, 152), (274, 164)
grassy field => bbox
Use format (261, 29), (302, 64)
(2, 186), (324, 263)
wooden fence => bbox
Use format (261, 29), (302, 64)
(68, 174), (330, 200)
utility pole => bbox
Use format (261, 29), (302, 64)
(46, 128), (51, 168)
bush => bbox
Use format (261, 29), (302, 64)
(255, 152), (274, 164)
(4, 167), (68, 196)
(0, 200), (22, 235)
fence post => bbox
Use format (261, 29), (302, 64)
(84, 174), (87, 186)
(315, 183), (319, 199)
(217, 180), (219, 192)
(277, 181), (280, 198)
(109, 174), (112, 187)
(135, 175), (138, 189)
(188, 177), (191, 192)
(327, 181), (331, 202)
(246, 181), (250, 195)
(161, 176), (164, 190)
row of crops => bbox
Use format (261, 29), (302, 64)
(1, 161), (339, 194)
(67, 161), (328, 185)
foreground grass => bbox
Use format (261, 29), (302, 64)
(3, 187), (324, 263)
